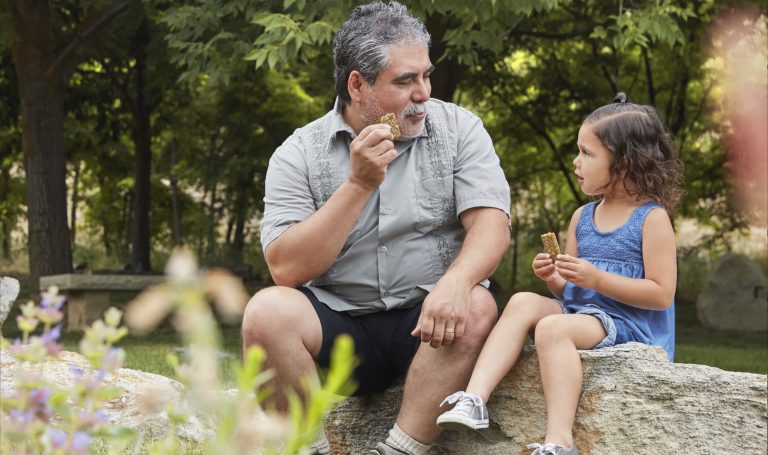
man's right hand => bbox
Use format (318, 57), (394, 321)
(347, 124), (398, 190)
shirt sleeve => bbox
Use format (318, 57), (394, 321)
(453, 111), (511, 216)
(260, 135), (317, 250)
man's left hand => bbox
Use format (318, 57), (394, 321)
(411, 276), (472, 348)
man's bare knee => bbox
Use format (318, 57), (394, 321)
(242, 286), (315, 348)
(459, 287), (499, 343)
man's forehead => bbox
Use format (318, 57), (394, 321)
(383, 43), (432, 72)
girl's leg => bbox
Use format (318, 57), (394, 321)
(534, 314), (606, 448)
(465, 292), (562, 402)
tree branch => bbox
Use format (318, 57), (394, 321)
(45, 0), (136, 82)
(480, 78), (584, 206)
(642, 47), (656, 106)
(507, 28), (594, 40)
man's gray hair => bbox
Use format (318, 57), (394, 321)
(333, 1), (431, 104)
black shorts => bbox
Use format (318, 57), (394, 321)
(298, 287), (422, 396)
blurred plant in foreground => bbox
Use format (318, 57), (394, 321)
(0, 289), (135, 455)
(123, 247), (357, 454)
(1, 248), (356, 454)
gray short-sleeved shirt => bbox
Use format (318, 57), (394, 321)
(261, 98), (510, 314)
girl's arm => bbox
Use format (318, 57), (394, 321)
(556, 208), (676, 310)
(537, 207), (582, 299)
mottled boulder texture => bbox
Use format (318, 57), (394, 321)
(326, 343), (767, 455)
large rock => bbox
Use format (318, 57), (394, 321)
(325, 343), (768, 454)
(0, 276), (20, 328)
(696, 253), (768, 331)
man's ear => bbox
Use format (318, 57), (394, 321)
(347, 70), (368, 102)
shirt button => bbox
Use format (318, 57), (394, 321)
(380, 246), (388, 253)
(383, 291), (390, 297)
(382, 208), (390, 215)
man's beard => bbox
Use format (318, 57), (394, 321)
(360, 91), (426, 140)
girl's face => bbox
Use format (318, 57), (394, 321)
(574, 124), (612, 196)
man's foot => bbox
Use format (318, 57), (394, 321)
(527, 442), (580, 455)
(365, 442), (409, 454)
(435, 391), (489, 431)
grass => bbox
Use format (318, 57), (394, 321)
(674, 302), (767, 374)
(53, 324), (245, 386)
(2, 293), (765, 379)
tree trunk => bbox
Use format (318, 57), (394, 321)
(425, 13), (461, 102)
(70, 160), (81, 246)
(11, 1), (73, 294)
(169, 139), (182, 246)
(1, 167), (12, 261)
(130, 41), (152, 272)
(229, 180), (251, 264)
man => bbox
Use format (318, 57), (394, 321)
(242, 2), (510, 454)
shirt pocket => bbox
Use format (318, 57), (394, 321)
(414, 176), (456, 233)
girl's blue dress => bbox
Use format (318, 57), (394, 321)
(562, 201), (675, 361)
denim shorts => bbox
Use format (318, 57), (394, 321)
(298, 287), (422, 396)
(557, 301), (639, 349)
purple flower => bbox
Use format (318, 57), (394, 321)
(69, 366), (84, 378)
(47, 427), (68, 449)
(29, 387), (53, 404)
(76, 408), (109, 427)
(100, 348), (125, 372)
(71, 431), (91, 454)
(38, 307), (64, 326)
(40, 293), (66, 310)
(41, 325), (64, 356)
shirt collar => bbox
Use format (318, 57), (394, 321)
(328, 97), (430, 142)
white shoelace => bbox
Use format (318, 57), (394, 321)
(527, 443), (565, 455)
(440, 391), (483, 413)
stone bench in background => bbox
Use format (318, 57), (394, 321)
(40, 274), (164, 331)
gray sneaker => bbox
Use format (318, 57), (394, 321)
(436, 391), (489, 431)
(527, 442), (580, 455)
(365, 442), (408, 455)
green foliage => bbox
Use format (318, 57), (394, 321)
(592, 0), (695, 49)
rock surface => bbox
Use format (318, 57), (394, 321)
(325, 343), (768, 455)
(0, 276), (20, 328)
(696, 252), (768, 331)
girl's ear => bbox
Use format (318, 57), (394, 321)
(347, 71), (367, 103)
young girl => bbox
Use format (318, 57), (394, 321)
(436, 93), (683, 455)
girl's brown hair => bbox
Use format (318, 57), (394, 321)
(584, 92), (684, 214)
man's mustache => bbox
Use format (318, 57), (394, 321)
(402, 104), (426, 117)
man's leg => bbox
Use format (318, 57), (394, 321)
(394, 285), (498, 445)
(241, 286), (323, 411)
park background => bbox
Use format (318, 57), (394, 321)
(0, 0), (766, 376)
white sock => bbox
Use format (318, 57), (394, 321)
(385, 423), (430, 455)
(310, 431), (332, 454)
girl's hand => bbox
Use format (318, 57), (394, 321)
(532, 253), (559, 282)
(556, 254), (601, 289)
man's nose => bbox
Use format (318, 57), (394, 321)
(412, 78), (430, 102)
